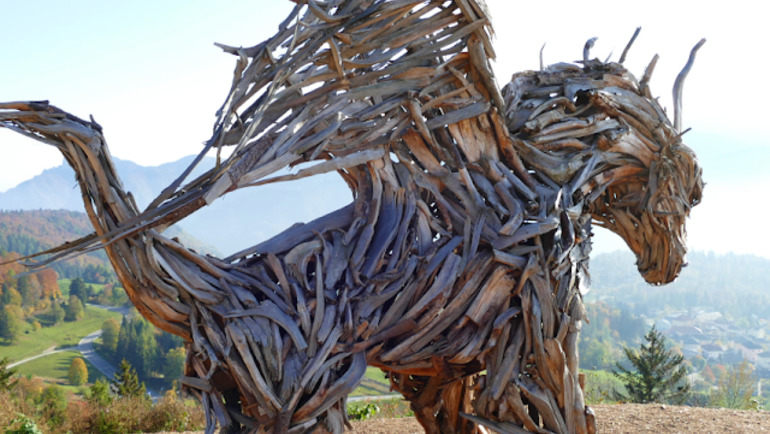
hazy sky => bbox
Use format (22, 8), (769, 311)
(1, 1), (768, 258)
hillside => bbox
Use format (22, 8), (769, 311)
(0, 209), (111, 278)
(588, 250), (770, 319)
(0, 209), (217, 278)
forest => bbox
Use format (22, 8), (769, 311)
(98, 313), (186, 390)
(0, 210), (115, 281)
(1, 209), (768, 415)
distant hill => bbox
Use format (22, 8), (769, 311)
(0, 209), (113, 278)
(588, 250), (770, 319)
(0, 156), (206, 211)
(0, 209), (218, 279)
(0, 156), (352, 255)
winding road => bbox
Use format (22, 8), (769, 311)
(9, 303), (159, 397)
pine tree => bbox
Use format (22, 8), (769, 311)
(111, 359), (147, 399)
(163, 347), (186, 380)
(613, 326), (690, 404)
(68, 278), (89, 304)
(87, 378), (113, 406)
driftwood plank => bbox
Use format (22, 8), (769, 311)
(0, 1), (704, 433)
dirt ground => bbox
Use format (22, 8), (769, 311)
(347, 404), (770, 433)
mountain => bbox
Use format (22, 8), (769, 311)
(0, 156), (206, 211)
(0, 156), (352, 255)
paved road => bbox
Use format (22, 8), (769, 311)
(77, 330), (119, 380)
(8, 345), (77, 369)
(9, 303), (158, 397)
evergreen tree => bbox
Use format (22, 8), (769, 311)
(68, 357), (88, 385)
(613, 326), (690, 404)
(87, 378), (113, 406)
(111, 359), (147, 399)
(0, 356), (18, 391)
(115, 315), (159, 377)
(68, 278), (89, 303)
(36, 385), (67, 427)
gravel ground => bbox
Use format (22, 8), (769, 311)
(347, 404), (770, 433)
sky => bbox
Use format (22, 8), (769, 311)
(1, 0), (768, 258)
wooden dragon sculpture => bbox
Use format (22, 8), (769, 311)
(1, 1), (703, 432)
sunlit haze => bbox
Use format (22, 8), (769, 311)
(1, 1), (767, 258)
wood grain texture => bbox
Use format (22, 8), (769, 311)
(1, 1), (703, 433)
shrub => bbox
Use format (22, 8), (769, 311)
(86, 379), (113, 407)
(348, 402), (379, 420)
(5, 414), (43, 434)
(1, 387), (205, 433)
(34, 386), (67, 428)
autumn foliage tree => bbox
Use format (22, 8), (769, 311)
(711, 360), (758, 409)
(68, 357), (88, 386)
(36, 268), (61, 299)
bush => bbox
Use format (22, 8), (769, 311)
(84, 395), (205, 433)
(34, 386), (67, 428)
(0, 388), (205, 433)
(348, 402), (379, 420)
(5, 414), (43, 434)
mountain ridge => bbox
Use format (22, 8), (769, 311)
(0, 156), (352, 254)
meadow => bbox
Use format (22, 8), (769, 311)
(0, 305), (120, 363)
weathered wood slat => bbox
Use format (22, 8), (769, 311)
(1, 1), (704, 432)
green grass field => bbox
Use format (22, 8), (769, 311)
(351, 367), (394, 397)
(13, 350), (107, 385)
(57, 278), (106, 298)
(0, 306), (121, 363)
